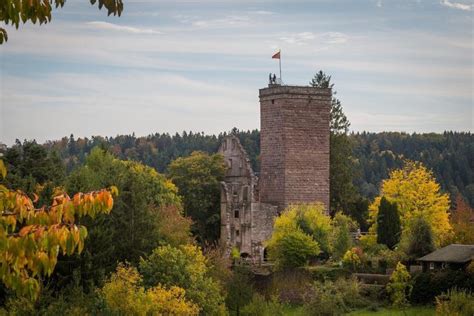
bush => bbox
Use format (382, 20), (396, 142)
(241, 294), (284, 316)
(467, 261), (474, 275)
(411, 270), (474, 304)
(269, 229), (320, 269)
(386, 262), (412, 308)
(269, 269), (313, 304)
(360, 284), (387, 303)
(403, 216), (436, 260)
(342, 247), (364, 271)
(435, 288), (474, 316)
(139, 245), (226, 315)
(267, 203), (329, 269)
(100, 263), (199, 316)
(331, 212), (355, 260)
(304, 278), (367, 315)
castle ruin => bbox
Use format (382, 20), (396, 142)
(219, 83), (331, 261)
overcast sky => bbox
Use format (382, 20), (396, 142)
(1, 0), (473, 145)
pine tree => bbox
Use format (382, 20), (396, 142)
(376, 197), (401, 250)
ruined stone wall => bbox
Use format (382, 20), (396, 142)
(251, 202), (278, 247)
(259, 85), (331, 211)
(219, 136), (258, 256)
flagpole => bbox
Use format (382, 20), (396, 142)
(279, 50), (282, 82)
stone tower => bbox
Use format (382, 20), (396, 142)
(259, 85), (331, 212)
(219, 83), (331, 261)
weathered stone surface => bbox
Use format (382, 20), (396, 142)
(259, 85), (331, 211)
(219, 84), (331, 261)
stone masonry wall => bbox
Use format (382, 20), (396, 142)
(259, 85), (331, 212)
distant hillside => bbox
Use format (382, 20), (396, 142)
(10, 130), (473, 207)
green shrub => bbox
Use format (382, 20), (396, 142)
(304, 277), (367, 315)
(342, 247), (364, 271)
(360, 284), (387, 303)
(411, 270), (474, 304)
(3, 283), (101, 315)
(331, 212), (355, 260)
(435, 288), (474, 316)
(269, 269), (313, 304)
(241, 294), (284, 316)
(386, 262), (412, 308)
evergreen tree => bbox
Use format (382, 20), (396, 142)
(376, 197), (401, 250)
(406, 217), (435, 259)
(310, 70), (356, 215)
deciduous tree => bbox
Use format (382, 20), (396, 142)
(266, 203), (326, 269)
(168, 151), (226, 243)
(139, 244), (227, 315)
(100, 263), (199, 316)
(59, 148), (183, 288)
(450, 195), (474, 244)
(0, 0), (123, 44)
(369, 161), (452, 246)
(0, 160), (116, 299)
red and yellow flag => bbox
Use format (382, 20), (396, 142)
(272, 50), (281, 59)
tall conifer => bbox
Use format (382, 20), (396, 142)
(377, 197), (401, 249)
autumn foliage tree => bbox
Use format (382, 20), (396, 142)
(450, 195), (474, 244)
(266, 203), (328, 269)
(61, 148), (183, 287)
(369, 160), (452, 246)
(100, 263), (199, 316)
(0, 160), (116, 299)
(0, 0), (124, 44)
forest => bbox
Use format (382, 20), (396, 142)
(6, 130), (470, 207)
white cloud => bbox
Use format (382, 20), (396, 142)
(192, 15), (252, 28)
(376, 0), (383, 8)
(280, 32), (316, 45)
(440, 0), (472, 11)
(279, 31), (348, 46)
(86, 21), (162, 34)
(249, 10), (274, 15)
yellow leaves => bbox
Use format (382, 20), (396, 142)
(101, 264), (199, 316)
(369, 160), (452, 246)
(109, 185), (119, 197)
(0, 160), (6, 179)
(18, 226), (33, 237)
(0, 184), (115, 300)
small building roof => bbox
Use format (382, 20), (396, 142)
(418, 244), (474, 263)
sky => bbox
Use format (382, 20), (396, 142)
(0, 0), (473, 145)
